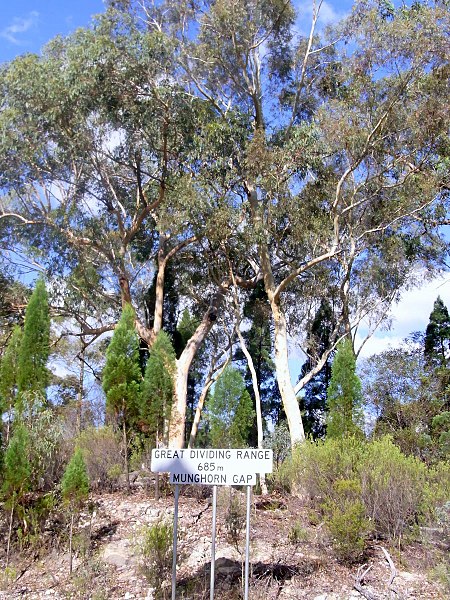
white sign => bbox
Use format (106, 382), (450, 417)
(169, 472), (256, 486)
(151, 448), (273, 476)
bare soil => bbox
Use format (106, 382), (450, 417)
(0, 485), (448, 599)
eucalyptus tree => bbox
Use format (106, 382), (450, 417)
(0, 8), (242, 447)
(150, 0), (450, 446)
(1, 1), (449, 450)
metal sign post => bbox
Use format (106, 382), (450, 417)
(244, 485), (251, 600)
(171, 484), (179, 600)
(151, 448), (273, 599)
(210, 485), (217, 600)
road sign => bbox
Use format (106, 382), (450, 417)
(151, 448), (273, 600)
(169, 472), (256, 486)
(151, 448), (273, 477)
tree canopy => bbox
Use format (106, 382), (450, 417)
(0, 0), (448, 448)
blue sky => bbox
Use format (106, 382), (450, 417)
(1, 0), (449, 356)
(0, 1), (105, 63)
(0, 0), (354, 64)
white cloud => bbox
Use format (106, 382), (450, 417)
(1, 11), (39, 45)
(356, 274), (450, 359)
(294, 0), (346, 35)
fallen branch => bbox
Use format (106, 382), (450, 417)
(354, 563), (380, 600)
(377, 545), (402, 599)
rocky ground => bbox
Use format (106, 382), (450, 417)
(0, 479), (448, 599)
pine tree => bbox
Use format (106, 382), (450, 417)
(2, 423), (30, 568)
(102, 303), (141, 490)
(61, 448), (89, 575)
(424, 297), (450, 369)
(240, 284), (281, 432)
(326, 339), (364, 439)
(207, 366), (255, 448)
(299, 299), (336, 439)
(0, 325), (23, 444)
(17, 277), (50, 403)
(139, 330), (176, 445)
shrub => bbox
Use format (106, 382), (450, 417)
(289, 435), (446, 561)
(293, 435), (367, 502)
(137, 520), (173, 599)
(267, 454), (295, 494)
(224, 493), (246, 552)
(360, 437), (429, 540)
(265, 421), (291, 469)
(322, 479), (370, 562)
(76, 427), (122, 489)
(288, 520), (308, 544)
(430, 560), (450, 593)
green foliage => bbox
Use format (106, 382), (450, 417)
(206, 366), (255, 448)
(265, 421), (291, 468)
(425, 296), (450, 368)
(326, 339), (364, 438)
(102, 303), (141, 425)
(137, 520), (173, 598)
(288, 520), (308, 544)
(0, 325), (22, 417)
(299, 299), (336, 439)
(17, 397), (64, 490)
(175, 308), (198, 356)
(76, 426), (122, 489)
(292, 435), (445, 561)
(2, 423), (30, 499)
(361, 300), (450, 462)
(360, 437), (430, 540)
(322, 479), (369, 562)
(429, 561), (450, 594)
(17, 277), (50, 401)
(139, 330), (176, 443)
(61, 448), (89, 507)
(0, 566), (17, 589)
(18, 491), (58, 551)
(223, 491), (246, 553)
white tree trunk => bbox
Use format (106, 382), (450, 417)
(188, 379), (213, 449)
(271, 301), (305, 447)
(247, 183), (305, 448)
(169, 282), (230, 448)
(236, 328), (269, 494)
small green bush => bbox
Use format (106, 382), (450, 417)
(322, 479), (370, 562)
(288, 520), (308, 544)
(137, 520), (173, 598)
(360, 437), (428, 540)
(288, 435), (447, 562)
(76, 427), (122, 489)
(293, 435), (367, 502)
(267, 454), (295, 494)
(224, 492), (246, 552)
(0, 566), (17, 589)
(429, 561), (450, 593)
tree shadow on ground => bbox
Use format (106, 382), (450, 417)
(177, 556), (319, 599)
